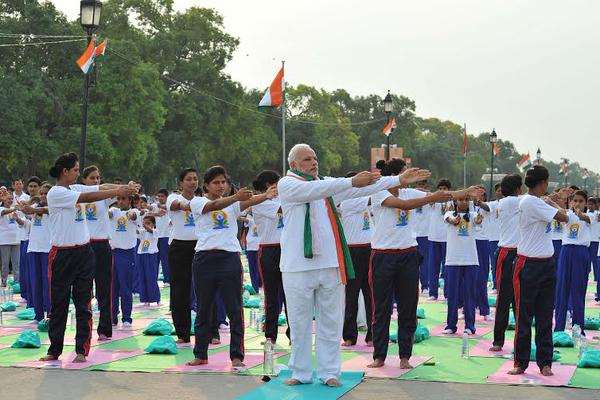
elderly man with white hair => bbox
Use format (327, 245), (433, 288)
(278, 143), (430, 386)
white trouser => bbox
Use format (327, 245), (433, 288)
(282, 267), (344, 383)
(357, 290), (367, 327)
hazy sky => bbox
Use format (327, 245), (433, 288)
(52, 0), (600, 171)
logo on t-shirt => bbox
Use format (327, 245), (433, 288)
(396, 209), (410, 227)
(457, 219), (470, 236)
(212, 210), (229, 230)
(362, 211), (370, 231)
(116, 216), (127, 232)
(276, 211), (284, 229)
(75, 205), (85, 222)
(251, 226), (258, 237)
(184, 210), (195, 227)
(416, 207), (423, 214)
(440, 203), (448, 215)
(545, 222), (552, 233)
(33, 214), (43, 226)
(567, 224), (580, 239)
(552, 220), (563, 233)
(85, 203), (97, 221)
(141, 240), (150, 252)
(7, 213), (16, 224)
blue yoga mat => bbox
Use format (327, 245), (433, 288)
(237, 370), (364, 400)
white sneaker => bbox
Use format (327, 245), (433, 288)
(422, 288), (429, 295)
(428, 296), (437, 301)
(458, 314), (465, 320)
(483, 315), (494, 321)
(219, 323), (230, 330)
(442, 328), (454, 334)
(163, 283), (170, 287)
(122, 322), (132, 328)
(464, 328), (474, 335)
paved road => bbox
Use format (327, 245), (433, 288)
(0, 368), (597, 400)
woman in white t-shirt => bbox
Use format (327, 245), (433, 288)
(367, 158), (453, 370)
(442, 196), (483, 336)
(187, 165), (274, 368)
(0, 195), (24, 286)
(243, 213), (261, 292)
(40, 153), (137, 363)
(554, 190), (592, 334)
(137, 215), (161, 306)
(509, 166), (569, 377)
(427, 179), (454, 300)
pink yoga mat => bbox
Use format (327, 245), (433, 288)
(16, 349), (144, 370)
(0, 326), (25, 336)
(39, 330), (139, 346)
(487, 361), (576, 386)
(340, 336), (374, 353)
(429, 323), (493, 338)
(586, 301), (600, 309)
(341, 354), (431, 378)
(0, 343), (10, 350)
(164, 351), (283, 373)
(113, 318), (154, 331)
(470, 339), (513, 358)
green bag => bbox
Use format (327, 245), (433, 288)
(158, 273), (164, 281)
(488, 297), (496, 307)
(416, 308), (426, 319)
(414, 323), (430, 343)
(243, 298), (260, 309)
(584, 317), (600, 331)
(577, 349), (600, 368)
(143, 318), (174, 336)
(278, 314), (287, 326)
(11, 330), (41, 348)
(243, 284), (257, 295)
(144, 335), (178, 354)
(190, 314), (196, 335)
(0, 301), (17, 312)
(16, 308), (35, 320)
(390, 332), (398, 343)
(37, 319), (49, 332)
(7, 278), (14, 286)
(11, 283), (21, 294)
(529, 345), (560, 361)
(552, 331), (574, 347)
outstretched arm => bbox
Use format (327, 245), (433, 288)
(381, 191), (453, 210)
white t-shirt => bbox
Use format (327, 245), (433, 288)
(486, 200), (501, 241)
(339, 196), (372, 245)
(0, 208), (20, 245)
(498, 196), (521, 248)
(18, 213), (30, 242)
(370, 189), (425, 250)
(27, 208), (51, 253)
(444, 211), (479, 266)
(562, 211), (591, 247)
(166, 193), (197, 241)
(428, 201), (453, 242)
(137, 229), (159, 254)
(190, 197), (242, 252)
(518, 194), (559, 258)
(412, 201), (431, 238)
(549, 220), (565, 241)
(471, 202), (489, 241)
(14, 192), (30, 203)
(70, 184), (112, 240)
(109, 208), (139, 250)
(47, 185), (97, 247)
(152, 203), (170, 238)
(245, 214), (260, 251)
(252, 199), (284, 245)
(587, 211), (600, 242)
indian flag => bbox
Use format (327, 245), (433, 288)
(493, 143), (501, 156)
(258, 67), (284, 108)
(94, 39), (107, 63)
(517, 153), (532, 171)
(76, 38), (96, 74)
(382, 118), (397, 136)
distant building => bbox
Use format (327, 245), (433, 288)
(371, 145), (411, 171)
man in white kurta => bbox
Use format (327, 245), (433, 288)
(278, 144), (430, 386)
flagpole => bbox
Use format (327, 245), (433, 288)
(281, 60), (286, 176)
(463, 123), (467, 187)
(79, 31), (94, 170)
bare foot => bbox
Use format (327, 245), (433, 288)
(72, 354), (87, 363)
(540, 366), (554, 376)
(366, 341), (373, 347)
(400, 358), (413, 369)
(176, 339), (190, 344)
(507, 366), (525, 375)
(367, 358), (385, 368)
(98, 334), (110, 341)
(186, 358), (208, 366)
(489, 345), (503, 352)
(341, 340), (354, 347)
(285, 378), (302, 386)
(211, 338), (221, 345)
(39, 354), (59, 362)
(325, 378), (342, 387)
(231, 358), (245, 367)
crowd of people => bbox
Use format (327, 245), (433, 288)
(0, 144), (598, 384)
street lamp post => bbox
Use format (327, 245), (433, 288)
(489, 129), (498, 197)
(79, 0), (102, 169)
(536, 148), (542, 165)
(383, 90), (393, 161)
(561, 158), (569, 188)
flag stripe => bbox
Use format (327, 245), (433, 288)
(76, 39), (96, 74)
(258, 67), (284, 108)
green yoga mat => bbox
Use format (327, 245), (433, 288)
(570, 368), (600, 389)
(238, 370), (364, 400)
(89, 348), (196, 372)
(0, 345), (67, 367)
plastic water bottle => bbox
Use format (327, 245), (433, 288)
(69, 306), (76, 329)
(249, 310), (255, 328)
(566, 311), (572, 330)
(8, 286), (13, 302)
(573, 324), (582, 349)
(461, 332), (469, 358)
(0, 287), (6, 303)
(0, 309), (3, 326)
(578, 340), (587, 361)
(263, 338), (275, 375)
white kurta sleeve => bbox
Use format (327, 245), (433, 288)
(278, 176), (353, 205)
(333, 176), (401, 204)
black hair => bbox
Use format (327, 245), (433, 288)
(179, 168), (197, 183)
(500, 174), (523, 196)
(203, 165), (227, 185)
(27, 176), (42, 186)
(494, 182), (501, 191)
(113, 177), (123, 183)
(157, 188), (168, 196)
(375, 158), (406, 176)
(453, 196), (470, 222)
(345, 171), (358, 178)
(524, 165), (549, 189)
(253, 170), (281, 192)
(11, 178), (22, 184)
(589, 197), (599, 206)
(143, 215), (156, 227)
(82, 165), (99, 179)
(437, 179), (452, 189)
(569, 185), (580, 191)
(572, 190), (589, 213)
(140, 196), (148, 203)
(49, 152), (78, 178)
